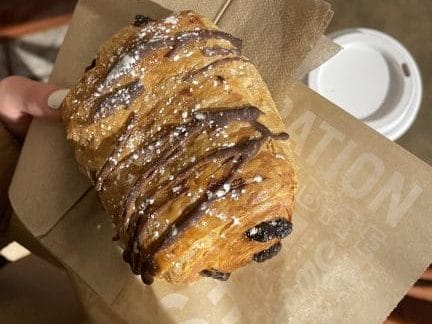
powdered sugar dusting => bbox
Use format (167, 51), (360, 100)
(105, 53), (137, 86)
(164, 15), (178, 25)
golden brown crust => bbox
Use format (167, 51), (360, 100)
(61, 10), (297, 284)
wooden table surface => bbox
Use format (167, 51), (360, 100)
(0, 0), (77, 38)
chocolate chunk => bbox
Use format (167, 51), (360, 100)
(141, 271), (154, 285)
(115, 105), (290, 279)
(200, 268), (231, 281)
(274, 132), (289, 140)
(85, 58), (96, 72)
(246, 218), (292, 242)
(133, 15), (154, 27)
(253, 241), (282, 263)
(216, 75), (226, 83)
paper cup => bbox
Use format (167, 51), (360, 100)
(308, 28), (422, 141)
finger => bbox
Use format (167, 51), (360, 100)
(0, 76), (67, 138)
(407, 286), (432, 302)
(0, 76), (61, 119)
(421, 267), (432, 281)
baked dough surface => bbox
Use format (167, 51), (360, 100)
(62, 11), (297, 284)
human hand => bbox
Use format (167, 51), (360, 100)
(407, 266), (432, 302)
(0, 76), (68, 139)
(386, 266), (432, 323)
(0, 76), (69, 248)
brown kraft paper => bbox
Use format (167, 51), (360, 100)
(8, 0), (432, 323)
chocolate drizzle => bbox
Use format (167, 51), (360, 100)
(118, 106), (288, 284)
(200, 269), (231, 281)
(93, 25), (249, 194)
(88, 22), (290, 284)
(104, 29), (242, 87)
(133, 15), (154, 27)
(165, 30), (242, 58)
(121, 122), (203, 237)
(182, 56), (249, 81)
(85, 58), (96, 72)
(95, 113), (138, 191)
(93, 81), (144, 121)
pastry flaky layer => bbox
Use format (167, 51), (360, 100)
(61, 10), (297, 284)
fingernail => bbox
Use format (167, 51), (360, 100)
(47, 88), (70, 110)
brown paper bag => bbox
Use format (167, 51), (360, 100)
(9, 0), (432, 323)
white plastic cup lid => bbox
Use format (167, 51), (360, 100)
(308, 28), (422, 141)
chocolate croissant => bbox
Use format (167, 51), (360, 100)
(61, 11), (297, 284)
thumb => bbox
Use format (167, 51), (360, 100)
(0, 76), (68, 139)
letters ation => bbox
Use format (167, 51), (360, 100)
(325, 140), (358, 182)
(306, 121), (345, 166)
(368, 172), (423, 227)
(342, 153), (385, 199)
(286, 109), (423, 227)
